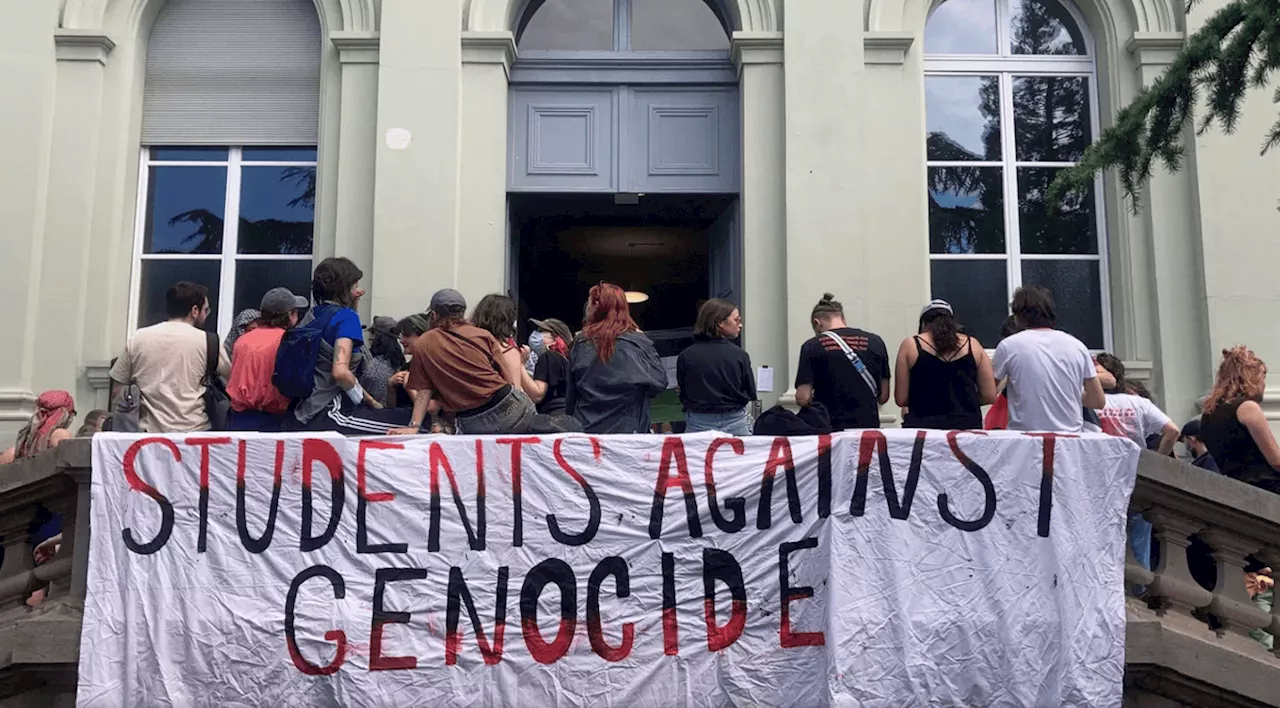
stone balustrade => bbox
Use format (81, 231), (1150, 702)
(1, 439), (1279, 706)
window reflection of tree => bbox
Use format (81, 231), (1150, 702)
(927, 0), (1092, 257)
(159, 167), (316, 255)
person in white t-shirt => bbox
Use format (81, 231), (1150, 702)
(1093, 353), (1179, 454)
(991, 286), (1106, 432)
(109, 281), (231, 432)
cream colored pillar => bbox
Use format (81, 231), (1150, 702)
(781, 0), (866, 399)
(27, 32), (116, 414)
(1126, 33), (1213, 423)
(859, 32), (931, 425)
(0, 3), (58, 432)
(733, 32), (787, 409)
(369, 0), (463, 318)
(331, 32), (381, 321)
(456, 32), (516, 303)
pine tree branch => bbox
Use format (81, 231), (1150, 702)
(1048, 0), (1280, 212)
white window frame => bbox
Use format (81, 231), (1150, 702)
(924, 0), (1111, 351)
(129, 146), (317, 336)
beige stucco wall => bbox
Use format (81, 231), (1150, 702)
(0, 0), (1276, 438)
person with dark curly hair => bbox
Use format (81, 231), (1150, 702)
(291, 258), (412, 434)
(470, 294), (525, 387)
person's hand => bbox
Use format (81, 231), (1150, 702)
(389, 371), (409, 387)
(387, 426), (419, 436)
(367, 398), (384, 410)
(520, 345), (531, 363)
(33, 536), (61, 565)
(1245, 572), (1274, 598)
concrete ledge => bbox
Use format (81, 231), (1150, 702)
(1127, 601), (1280, 707)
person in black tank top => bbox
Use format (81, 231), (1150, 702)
(1199, 346), (1280, 493)
(894, 300), (998, 430)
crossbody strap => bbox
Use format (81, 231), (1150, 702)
(204, 331), (219, 381)
(442, 328), (502, 374)
(821, 331), (879, 396)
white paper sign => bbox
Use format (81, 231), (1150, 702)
(79, 431), (1138, 707)
(756, 366), (774, 393)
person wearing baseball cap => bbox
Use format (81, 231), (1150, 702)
(1180, 418), (1221, 473)
(224, 287), (308, 431)
(519, 317), (574, 415)
(893, 299), (997, 430)
(390, 289), (566, 435)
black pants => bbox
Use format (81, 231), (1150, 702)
(297, 397), (412, 436)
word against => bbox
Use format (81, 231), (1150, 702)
(80, 431), (1139, 708)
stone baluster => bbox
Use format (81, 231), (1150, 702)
(1200, 528), (1272, 639)
(0, 506), (38, 609)
(1143, 508), (1213, 617)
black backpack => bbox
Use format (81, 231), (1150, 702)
(203, 331), (230, 430)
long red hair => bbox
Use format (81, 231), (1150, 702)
(1203, 346), (1267, 414)
(582, 283), (638, 362)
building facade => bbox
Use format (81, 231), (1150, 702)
(1, 0), (1277, 434)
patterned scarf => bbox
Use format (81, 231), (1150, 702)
(15, 390), (76, 459)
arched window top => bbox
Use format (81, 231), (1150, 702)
(517, 0), (731, 53)
(925, 0), (1089, 57)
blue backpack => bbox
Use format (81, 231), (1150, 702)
(273, 304), (342, 400)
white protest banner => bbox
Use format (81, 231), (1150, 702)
(79, 430), (1139, 707)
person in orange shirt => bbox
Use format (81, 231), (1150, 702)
(226, 288), (307, 431)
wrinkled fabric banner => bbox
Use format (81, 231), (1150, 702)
(78, 430), (1139, 708)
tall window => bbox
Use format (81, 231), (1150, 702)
(517, 0), (730, 53)
(133, 148), (317, 333)
(134, 0), (321, 334)
(924, 0), (1107, 348)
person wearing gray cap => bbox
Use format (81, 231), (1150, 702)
(893, 299), (997, 430)
(389, 289), (570, 435)
(224, 287), (308, 431)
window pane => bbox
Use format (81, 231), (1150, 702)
(924, 0), (998, 54)
(150, 147), (228, 162)
(631, 0), (729, 51)
(1010, 0), (1086, 55)
(1021, 259), (1103, 348)
(926, 76), (1002, 161)
(138, 259), (221, 331)
(233, 259), (314, 317)
(930, 259), (1008, 344)
(928, 166), (1005, 253)
(518, 0), (614, 50)
(242, 147), (318, 162)
(144, 166), (228, 254)
(238, 167), (316, 255)
(1017, 167), (1097, 254)
(1013, 76), (1091, 162)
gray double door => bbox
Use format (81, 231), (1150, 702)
(508, 85), (740, 194)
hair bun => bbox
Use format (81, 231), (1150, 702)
(821, 293), (835, 302)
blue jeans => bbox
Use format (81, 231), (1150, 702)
(685, 410), (751, 436)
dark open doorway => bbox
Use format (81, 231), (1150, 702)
(508, 193), (738, 336)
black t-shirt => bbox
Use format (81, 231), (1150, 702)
(794, 327), (890, 430)
(533, 351), (569, 415)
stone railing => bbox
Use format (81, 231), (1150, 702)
(1126, 450), (1280, 706)
(1, 440), (1279, 705)
(0, 437), (90, 705)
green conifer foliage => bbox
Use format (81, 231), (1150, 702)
(1050, 0), (1280, 210)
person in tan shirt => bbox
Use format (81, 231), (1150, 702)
(109, 282), (230, 432)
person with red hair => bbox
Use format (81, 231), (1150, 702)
(565, 283), (666, 433)
(1200, 346), (1280, 493)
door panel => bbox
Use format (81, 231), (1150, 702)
(509, 89), (615, 191)
(628, 88), (739, 193)
(708, 201), (739, 304)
